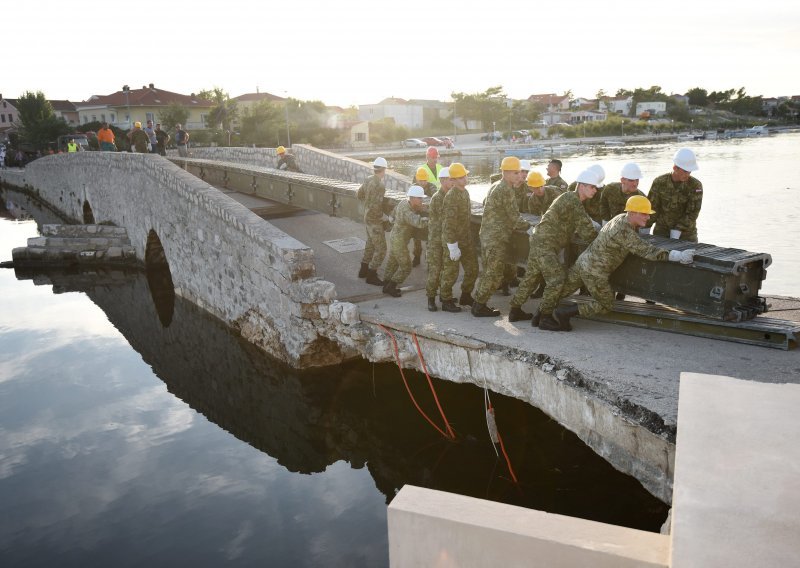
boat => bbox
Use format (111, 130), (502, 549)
(603, 140), (625, 147)
(504, 146), (547, 158)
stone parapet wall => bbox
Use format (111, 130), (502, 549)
(0, 154), (363, 368)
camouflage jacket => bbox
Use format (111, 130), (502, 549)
(441, 187), (473, 245)
(514, 183), (529, 213)
(599, 182), (645, 221)
(479, 179), (529, 248)
(360, 174), (386, 224)
(277, 153), (301, 172)
(569, 181), (604, 223)
(531, 191), (597, 253)
(527, 185), (565, 216)
(546, 175), (569, 191)
(390, 199), (427, 247)
(427, 188), (448, 245)
(577, 213), (669, 278)
(647, 172), (703, 237)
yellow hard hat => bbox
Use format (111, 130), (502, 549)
(526, 171), (546, 188)
(500, 156), (521, 171)
(448, 162), (469, 178)
(276, 146), (286, 154)
(415, 167), (430, 181)
(624, 195), (655, 214)
(134, 121), (142, 128)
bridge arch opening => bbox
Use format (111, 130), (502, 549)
(82, 201), (95, 224)
(145, 229), (175, 328)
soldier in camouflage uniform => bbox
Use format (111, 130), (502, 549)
(411, 167), (436, 266)
(552, 195), (696, 331)
(472, 156), (530, 317)
(440, 163), (477, 312)
(358, 157), (389, 286)
(567, 162), (605, 223)
(648, 148), (702, 242)
(382, 185), (429, 297)
(599, 162), (646, 222)
(509, 168), (600, 329)
(545, 159), (569, 190)
(276, 146), (302, 173)
(526, 172), (564, 216)
(425, 167), (452, 311)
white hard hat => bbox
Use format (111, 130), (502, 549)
(438, 166), (450, 178)
(407, 185), (425, 198)
(575, 168), (601, 186)
(519, 159), (531, 171)
(673, 148), (698, 172)
(373, 157), (388, 168)
(620, 162), (643, 180)
(586, 164), (606, 186)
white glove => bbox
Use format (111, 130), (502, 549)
(591, 220), (601, 231)
(382, 214), (391, 222)
(601, 220), (608, 228)
(638, 227), (651, 236)
(669, 229), (682, 239)
(668, 249), (695, 264)
(447, 242), (461, 261)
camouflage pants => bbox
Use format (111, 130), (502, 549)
(361, 222), (387, 270)
(560, 265), (614, 317)
(439, 242), (478, 300)
(413, 237), (422, 260)
(384, 238), (413, 285)
(652, 225), (698, 243)
(425, 238), (443, 297)
(511, 249), (564, 315)
(474, 244), (509, 304)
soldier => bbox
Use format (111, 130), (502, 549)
(546, 159), (569, 190)
(382, 186), (429, 297)
(357, 157), (390, 286)
(599, 163), (646, 222)
(648, 148), (702, 242)
(411, 166), (435, 267)
(514, 159), (532, 212)
(440, 162), (478, 312)
(275, 146), (302, 173)
(420, 146), (443, 191)
(471, 156), (529, 317)
(526, 171), (564, 216)
(568, 164), (605, 223)
(425, 167), (452, 311)
(551, 195), (695, 331)
(509, 168), (600, 329)
(128, 122), (150, 153)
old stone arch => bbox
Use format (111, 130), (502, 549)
(144, 229), (175, 327)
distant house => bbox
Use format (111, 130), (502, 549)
(540, 111), (572, 126)
(50, 100), (79, 126)
(601, 96), (633, 115)
(569, 110), (608, 124)
(635, 101), (667, 117)
(349, 121), (370, 147)
(762, 98), (780, 115)
(0, 95), (20, 142)
(75, 84), (214, 130)
(358, 98), (424, 130)
(672, 94), (690, 106)
(528, 93), (570, 111)
(231, 91), (286, 128)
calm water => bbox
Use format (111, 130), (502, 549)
(0, 211), (667, 566)
(394, 132), (800, 296)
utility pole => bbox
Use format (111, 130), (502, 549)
(122, 85), (130, 129)
(284, 92), (291, 147)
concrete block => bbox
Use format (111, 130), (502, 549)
(107, 247), (123, 259)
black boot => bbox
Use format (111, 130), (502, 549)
(365, 269), (384, 287)
(427, 297), (438, 312)
(471, 302), (500, 317)
(508, 277), (520, 288)
(508, 306), (532, 322)
(553, 303), (579, 331)
(538, 314), (562, 331)
(458, 292), (474, 306)
(358, 262), (369, 278)
(383, 281), (401, 297)
(412, 254), (421, 267)
(531, 308), (541, 327)
(615, 292), (626, 301)
(441, 299), (461, 313)
(498, 283), (510, 296)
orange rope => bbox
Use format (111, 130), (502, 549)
(411, 332), (455, 439)
(487, 399), (519, 485)
(378, 324), (453, 440)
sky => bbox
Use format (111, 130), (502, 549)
(4, 0), (799, 107)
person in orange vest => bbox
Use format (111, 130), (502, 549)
(97, 123), (116, 151)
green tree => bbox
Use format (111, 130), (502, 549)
(451, 86), (508, 130)
(667, 102), (692, 123)
(198, 87), (239, 134)
(158, 103), (190, 133)
(686, 87), (708, 107)
(239, 99), (283, 146)
(15, 91), (71, 151)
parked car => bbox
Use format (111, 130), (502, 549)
(438, 136), (455, 148)
(401, 138), (427, 148)
(421, 136), (444, 146)
(480, 131), (502, 142)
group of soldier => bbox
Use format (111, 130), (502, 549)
(357, 145), (702, 332)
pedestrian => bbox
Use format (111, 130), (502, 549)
(526, 171), (564, 216)
(382, 186), (429, 297)
(425, 166), (452, 311)
(128, 122), (150, 153)
(439, 162), (478, 312)
(568, 164), (606, 223)
(155, 123), (170, 156)
(144, 120), (158, 153)
(357, 157), (389, 286)
(411, 166), (435, 267)
(647, 148), (702, 242)
(275, 146), (301, 172)
(551, 195), (695, 331)
(545, 159), (569, 190)
(471, 156), (529, 317)
(599, 163), (646, 222)
(175, 124), (190, 157)
(420, 146), (442, 191)
(508, 168), (601, 329)
(66, 138), (79, 153)
(97, 123), (116, 152)
(0, 144), (6, 168)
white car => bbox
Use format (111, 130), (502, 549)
(401, 138), (427, 148)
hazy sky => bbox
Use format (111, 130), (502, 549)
(5, 0), (799, 106)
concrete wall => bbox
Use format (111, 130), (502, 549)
(0, 153), (362, 368)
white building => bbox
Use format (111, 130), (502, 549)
(636, 101), (667, 117)
(601, 96), (633, 115)
(358, 98), (424, 130)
